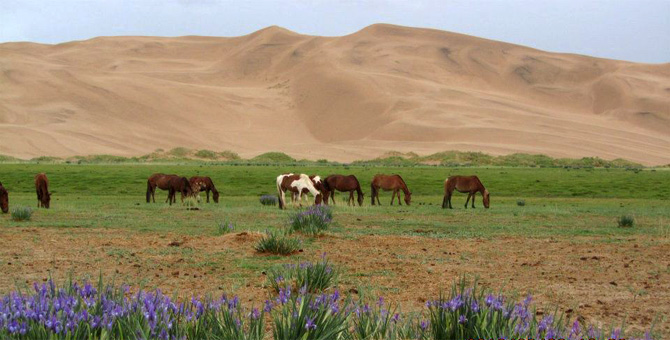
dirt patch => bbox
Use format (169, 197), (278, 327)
(0, 227), (667, 334)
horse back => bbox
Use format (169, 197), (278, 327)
(155, 174), (178, 189)
(447, 175), (482, 192)
(373, 174), (404, 190)
(35, 173), (49, 192)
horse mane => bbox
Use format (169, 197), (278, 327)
(394, 174), (410, 194)
(474, 176), (487, 192)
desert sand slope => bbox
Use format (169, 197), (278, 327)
(1, 24), (669, 165)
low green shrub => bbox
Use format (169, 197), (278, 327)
(11, 207), (32, 221)
(618, 215), (635, 228)
(267, 255), (339, 293)
(254, 230), (301, 255)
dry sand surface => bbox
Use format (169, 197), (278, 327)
(1, 24), (669, 165)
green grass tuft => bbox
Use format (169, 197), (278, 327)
(11, 206), (33, 221)
(255, 230), (301, 255)
(267, 256), (339, 293)
(618, 215), (635, 228)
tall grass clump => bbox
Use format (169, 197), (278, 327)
(0, 278), (265, 339)
(270, 288), (350, 340)
(516, 199), (526, 207)
(267, 255), (339, 293)
(183, 196), (198, 209)
(254, 230), (301, 255)
(259, 194), (278, 206)
(11, 206), (32, 221)
(290, 205), (333, 235)
(618, 215), (635, 228)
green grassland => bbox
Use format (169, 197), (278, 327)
(1, 163), (669, 336)
(0, 163), (668, 239)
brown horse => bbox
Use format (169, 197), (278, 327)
(371, 174), (411, 206)
(166, 176), (193, 206)
(442, 175), (490, 209)
(35, 173), (51, 209)
(0, 182), (8, 213)
(147, 173), (193, 204)
(189, 176), (220, 203)
(276, 173), (322, 209)
(323, 175), (364, 206)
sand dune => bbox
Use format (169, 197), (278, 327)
(1, 24), (669, 165)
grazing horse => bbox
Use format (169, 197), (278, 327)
(442, 175), (490, 209)
(0, 182), (8, 213)
(323, 175), (364, 206)
(146, 173), (192, 204)
(34, 173), (51, 209)
(166, 176), (193, 206)
(371, 174), (411, 206)
(189, 176), (220, 203)
(276, 173), (322, 209)
(292, 175), (326, 203)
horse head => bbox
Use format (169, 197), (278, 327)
(314, 193), (323, 205)
(357, 191), (364, 206)
(483, 189), (490, 208)
(404, 191), (412, 205)
(43, 192), (51, 209)
(213, 191), (220, 203)
(0, 188), (8, 213)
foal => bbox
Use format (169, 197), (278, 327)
(189, 176), (220, 203)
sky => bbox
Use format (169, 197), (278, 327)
(1, 0), (668, 63)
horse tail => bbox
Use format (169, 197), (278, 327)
(146, 179), (152, 203)
(276, 176), (284, 210)
(442, 178), (449, 208)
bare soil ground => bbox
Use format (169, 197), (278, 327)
(1, 227), (667, 334)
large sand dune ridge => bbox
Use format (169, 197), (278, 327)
(1, 24), (669, 165)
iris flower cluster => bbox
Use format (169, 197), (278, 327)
(0, 278), (657, 339)
(0, 280), (264, 340)
(289, 205), (333, 235)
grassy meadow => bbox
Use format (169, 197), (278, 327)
(0, 163), (668, 337)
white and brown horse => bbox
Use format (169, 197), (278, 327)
(276, 173), (323, 209)
(291, 175), (326, 203)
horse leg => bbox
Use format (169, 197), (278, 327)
(448, 192), (453, 209)
(390, 189), (396, 205)
(376, 190), (381, 206)
(472, 192), (476, 208)
(397, 190), (402, 206)
(464, 193), (472, 209)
